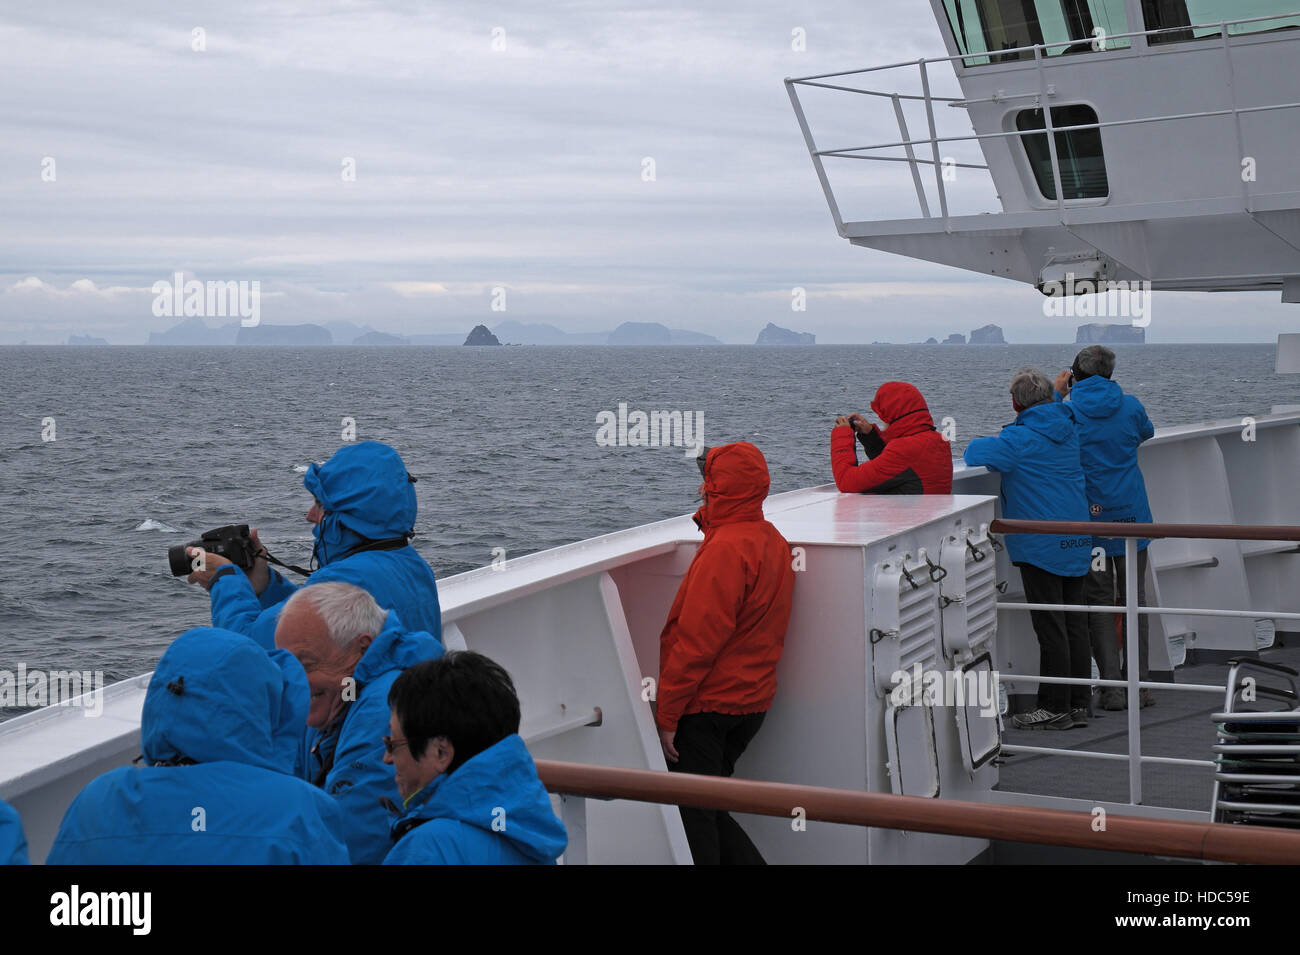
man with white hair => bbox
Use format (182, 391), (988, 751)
(964, 367), (1092, 730)
(275, 582), (443, 864)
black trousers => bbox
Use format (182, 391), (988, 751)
(668, 711), (767, 865)
(1017, 564), (1091, 713)
(1085, 549), (1151, 682)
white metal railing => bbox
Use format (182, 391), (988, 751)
(988, 520), (1300, 807)
(785, 11), (1300, 233)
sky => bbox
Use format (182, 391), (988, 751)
(1, 0), (1297, 344)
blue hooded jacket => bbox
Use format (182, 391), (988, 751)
(46, 629), (350, 865)
(964, 401), (1092, 577)
(303, 610), (443, 865)
(1061, 375), (1155, 556)
(209, 441), (442, 651)
(0, 799), (28, 865)
(384, 734), (567, 865)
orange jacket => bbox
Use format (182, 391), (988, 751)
(831, 381), (953, 494)
(656, 443), (795, 733)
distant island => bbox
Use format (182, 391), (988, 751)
(66, 334), (109, 346)
(353, 331), (408, 345)
(236, 323), (332, 346)
(755, 322), (815, 345)
(1077, 323), (1145, 344)
(145, 317), (724, 346)
(923, 324), (1006, 345)
(969, 324), (1006, 345)
(464, 324), (501, 346)
(604, 322), (721, 345)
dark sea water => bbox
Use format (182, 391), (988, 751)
(1, 344), (1294, 719)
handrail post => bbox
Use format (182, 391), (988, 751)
(560, 794), (588, 864)
(785, 79), (847, 236)
(1220, 22), (1251, 212)
(1125, 536), (1142, 804)
(892, 92), (932, 218)
(1033, 44), (1067, 221)
(917, 59), (950, 231)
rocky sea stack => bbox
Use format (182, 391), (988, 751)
(755, 322), (815, 345)
(464, 324), (502, 346)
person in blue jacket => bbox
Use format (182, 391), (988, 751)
(274, 582), (443, 865)
(46, 628), (350, 864)
(1054, 346), (1157, 710)
(383, 651), (566, 865)
(1, 799), (29, 865)
(187, 441), (442, 652)
(965, 367), (1092, 731)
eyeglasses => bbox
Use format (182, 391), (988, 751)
(382, 735), (409, 755)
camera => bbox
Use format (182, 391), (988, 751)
(168, 524), (258, 577)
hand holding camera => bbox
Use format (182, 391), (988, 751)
(170, 524), (271, 594)
(834, 413), (873, 434)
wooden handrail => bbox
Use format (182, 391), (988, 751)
(991, 519), (1300, 542)
(536, 760), (1300, 864)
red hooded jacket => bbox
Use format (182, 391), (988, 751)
(831, 381), (953, 494)
(655, 442), (795, 734)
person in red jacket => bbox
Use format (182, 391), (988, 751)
(831, 381), (953, 494)
(655, 441), (795, 865)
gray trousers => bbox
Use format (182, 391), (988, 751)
(1086, 548), (1150, 682)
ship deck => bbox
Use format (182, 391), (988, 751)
(998, 639), (1300, 812)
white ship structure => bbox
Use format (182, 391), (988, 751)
(5, 1), (1300, 864)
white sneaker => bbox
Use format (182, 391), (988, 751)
(1011, 708), (1073, 730)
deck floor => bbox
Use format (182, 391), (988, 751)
(996, 641), (1300, 812)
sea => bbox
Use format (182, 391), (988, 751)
(1, 343), (1294, 720)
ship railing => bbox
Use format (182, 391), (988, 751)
(989, 518), (1300, 807)
(784, 10), (1300, 235)
(536, 758), (1300, 865)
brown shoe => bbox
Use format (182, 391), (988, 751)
(1139, 689), (1156, 708)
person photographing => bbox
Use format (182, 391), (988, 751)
(831, 382), (952, 494)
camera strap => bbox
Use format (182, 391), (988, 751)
(261, 549), (314, 579)
(260, 534), (412, 579)
(340, 535), (414, 559)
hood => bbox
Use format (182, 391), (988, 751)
(304, 441), (418, 565)
(399, 734), (566, 863)
(1014, 401), (1076, 445)
(695, 441), (769, 531)
(142, 628), (308, 774)
(1067, 374), (1124, 419)
(871, 382), (935, 441)
(354, 610), (444, 688)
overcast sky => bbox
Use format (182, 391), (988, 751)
(1, 0), (1295, 344)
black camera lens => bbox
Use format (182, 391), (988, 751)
(168, 543), (198, 577)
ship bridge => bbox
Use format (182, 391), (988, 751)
(786, 1), (1300, 300)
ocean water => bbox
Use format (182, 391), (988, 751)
(1, 343), (1294, 719)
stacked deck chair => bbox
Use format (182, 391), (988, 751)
(1211, 659), (1300, 829)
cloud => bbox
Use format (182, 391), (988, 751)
(5, 276), (150, 298)
(0, 1), (1295, 343)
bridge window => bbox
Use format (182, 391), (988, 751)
(942, 1), (1131, 65)
(1143, 1), (1300, 45)
(1016, 105), (1109, 200)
